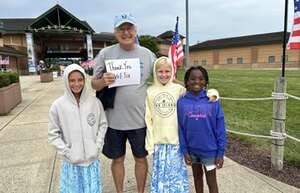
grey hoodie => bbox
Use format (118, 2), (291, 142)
(48, 64), (107, 166)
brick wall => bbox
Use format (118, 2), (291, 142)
(190, 43), (300, 69)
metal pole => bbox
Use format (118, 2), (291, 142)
(282, 0), (288, 77)
(185, 0), (189, 70)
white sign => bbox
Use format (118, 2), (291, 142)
(105, 58), (141, 88)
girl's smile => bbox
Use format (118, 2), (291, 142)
(187, 69), (206, 95)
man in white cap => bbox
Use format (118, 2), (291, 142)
(92, 13), (156, 193)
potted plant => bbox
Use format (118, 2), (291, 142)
(0, 72), (22, 115)
(50, 64), (61, 77)
(39, 60), (53, 82)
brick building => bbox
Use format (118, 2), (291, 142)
(190, 32), (300, 69)
(0, 4), (115, 74)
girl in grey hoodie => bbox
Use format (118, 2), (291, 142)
(48, 64), (107, 193)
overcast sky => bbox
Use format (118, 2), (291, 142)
(0, 0), (295, 45)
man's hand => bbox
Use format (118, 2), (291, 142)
(215, 157), (224, 169)
(91, 72), (116, 91)
(184, 154), (192, 165)
(102, 72), (116, 86)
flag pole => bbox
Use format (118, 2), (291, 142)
(185, 0), (189, 70)
(282, 0), (289, 77)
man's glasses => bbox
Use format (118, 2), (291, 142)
(116, 26), (135, 33)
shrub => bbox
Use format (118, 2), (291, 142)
(40, 66), (53, 73)
(6, 72), (19, 83)
(50, 64), (60, 72)
(0, 73), (11, 88)
(39, 60), (53, 73)
(0, 72), (19, 88)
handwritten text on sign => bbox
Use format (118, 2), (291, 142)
(105, 58), (141, 88)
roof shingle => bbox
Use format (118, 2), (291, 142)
(190, 31), (290, 51)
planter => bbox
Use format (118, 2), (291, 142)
(0, 83), (22, 115)
(40, 72), (53, 82)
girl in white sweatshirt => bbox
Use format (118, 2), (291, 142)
(48, 64), (107, 193)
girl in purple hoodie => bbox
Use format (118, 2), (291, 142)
(177, 66), (226, 193)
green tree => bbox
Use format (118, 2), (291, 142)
(138, 35), (160, 57)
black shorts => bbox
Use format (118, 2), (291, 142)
(102, 127), (148, 159)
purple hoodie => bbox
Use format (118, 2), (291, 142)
(177, 90), (226, 158)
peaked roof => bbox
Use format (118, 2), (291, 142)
(157, 30), (185, 39)
(28, 4), (94, 33)
(0, 4), (94, 34)
(0, 18), (34, 33)
(155, 37), (171, 44)
(190, 31), (290, 51)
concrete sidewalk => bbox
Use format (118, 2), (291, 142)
(0, 75), (299, 193)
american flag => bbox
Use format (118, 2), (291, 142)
(168, 17), (184, 77)
(0, 56), (9, 65)
(287, 0), (300, 49)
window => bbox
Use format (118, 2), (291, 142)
(281, 55), (288, 62)
(201, 60), (207, 65)
(193, 60), (199, 65)
(268, 56), (275, 63)
(237, 57), (243, 64)
(227, 58), (233, 64)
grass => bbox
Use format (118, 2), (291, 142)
(176, 68), (300, 166)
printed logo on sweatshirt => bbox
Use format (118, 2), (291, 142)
(87, 113), (96, 126)
(187, 112), (207, 119)
(154, 92), (176, 118)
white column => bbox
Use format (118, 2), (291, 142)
(25, 33), (36, 73)
(86, 34), (93, 60)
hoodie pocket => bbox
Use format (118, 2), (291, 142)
(187, 131), (202, 148)
(68, 142), (85, 164)
(84, 139), (99, 161)
(187, 130), (217, 152)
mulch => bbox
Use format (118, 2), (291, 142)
(225, 135), (300, 188)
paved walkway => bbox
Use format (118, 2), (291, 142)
(0, 75), (299, 193)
